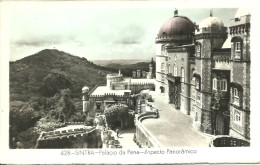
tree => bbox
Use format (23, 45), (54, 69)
(104, 104), (129, 129)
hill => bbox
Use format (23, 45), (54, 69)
(10, 49), (115, 100)
(9, 49), (116, 148)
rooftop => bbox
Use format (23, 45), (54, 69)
(90, 86), (131, 96)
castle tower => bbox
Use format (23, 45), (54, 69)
(194, 12), (228, 134)
(155, 9), (194, 107)
(82, 86), (90, 113)
(147, 58), (155, 79)
(229, 8), (250, 140)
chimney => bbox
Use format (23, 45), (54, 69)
(174, 8), (178, 17)
(119, 70), (121, 75)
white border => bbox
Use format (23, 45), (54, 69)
(1, 0), (260, 164)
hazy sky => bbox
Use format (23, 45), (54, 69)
(8, 2), (238, 61)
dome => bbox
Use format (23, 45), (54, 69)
(158, 16), (195, 37)
(235, 8), (250, 18)
(199, 16), (224, 29)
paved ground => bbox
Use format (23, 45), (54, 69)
(142, 93), (212, 147)
(117, 127), (139, 148)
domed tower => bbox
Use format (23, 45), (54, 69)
(155, 9), (195, 95)
(82, 86), (89, 113)
(194, 12), (228, 134)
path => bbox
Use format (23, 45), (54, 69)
(142, 93), (212, 147)
(117, 127), (139, 148)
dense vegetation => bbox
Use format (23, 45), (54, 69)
(9, 49), (115, 148)
(104, 104), (134, 129)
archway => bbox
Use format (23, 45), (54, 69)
(160, 86), (165, 93)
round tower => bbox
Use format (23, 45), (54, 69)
(82, 86), (89, 113)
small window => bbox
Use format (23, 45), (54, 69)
(234, 88), (239, 97)
(236, 42), (241, 51)
(195, 111), (199, 121)
(161, 45), (165, 52)
(96, 103), (101, 110)
(234, 110), (242, 126)
(174, 65), (177, 76)
(197, 45), (201, 53)
(220, 79), (227, 91)
(161, 63), (165, 72)
(181, 68), (185, 82)
(196, 92), (201, 102)
(196, 78), (200, 90)
(213, 78), (217, 90)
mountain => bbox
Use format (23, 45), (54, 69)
(93, 59), (150, 66)
(10, 49), (115, 100)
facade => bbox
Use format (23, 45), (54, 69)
(155, 9), (250, 140)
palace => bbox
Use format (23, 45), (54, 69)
(82, 8), (250, 144)
(155, 8), (250, 140)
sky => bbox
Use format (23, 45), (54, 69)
(8, 2), (238, 61)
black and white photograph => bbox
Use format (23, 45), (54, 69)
(0, 0), (260, 164)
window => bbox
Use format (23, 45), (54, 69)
(234, 110), (242, 126)
(195, 111), (199, 121)
(236, 42), (241, 51)
(161, 63), (165, 72)
(197, 45), (201, 53)
(161, 75), (165, 81)
(96, 103), (101, 111)
(196, 92), (201, 102)
(234, 88), (239, 97)
(174, 65), (177, 76)
(161, 45), (165, 52)
(181, 68), (185, 82)
(196, 78), (200, 90)
(213, 78), (217, 90)
(220, 79), (227, 91)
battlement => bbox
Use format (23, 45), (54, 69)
(130, 82), (154, 85)
(90, 93), (132, 98)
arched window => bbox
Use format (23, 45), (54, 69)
(213, 78), (218, 90)
(174, 65), (177, 76)
(196, 77), (201, 90)
(181, 67), (185, 82)
(197, 44), (201, 53)
(220, 79), (227, 91)
(161, 45), (165, 52)
(236, 42), (241, 51)
(195, 42), (201, 57)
